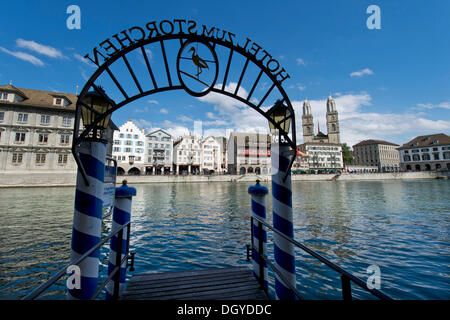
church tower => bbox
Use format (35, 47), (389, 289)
(326, 94), (340, 144)
(302, 99), (314, 143)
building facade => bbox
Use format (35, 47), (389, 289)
(173, 134), (202, 174)
(398, 133), (450, 171)
(292, 147), (309, 172)
(146, 129), (173, 175)
(227, 132), (271, 175)
(352, 139), (400, 172)
(201, 136), (222, 173)
(298, 143), (343, 172)
(112, 120), (146, 175)
(0, 85), (78, 171)
(215, 136), (227, 173)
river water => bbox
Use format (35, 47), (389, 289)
(0, 179), (449, 299)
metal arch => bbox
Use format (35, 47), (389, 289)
(72, 32), (297, 184)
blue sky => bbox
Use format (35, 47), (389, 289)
(0, 0), (449, 146)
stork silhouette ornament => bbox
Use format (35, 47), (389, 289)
(189, 47), (209, 78)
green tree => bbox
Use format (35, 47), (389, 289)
(342, 143), (354, 166)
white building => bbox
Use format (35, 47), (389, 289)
(298, 143), (343, 172)
(227, 132), (271, 175)
(173, 134), (201, 174)
(145, 129), (173, 175)
(200, 136), (222, 174)
(398, 133), (450, 172)
(215, 136), (227, 173)
(112, 120), (146, 175)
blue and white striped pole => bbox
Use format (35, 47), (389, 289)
(271, 141), (296, 300)
(248, 180), (268, 290)
(106, 180), (136, 300)
(68, 139), (106, 300)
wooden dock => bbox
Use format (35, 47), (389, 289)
(120, 266), (268, 300)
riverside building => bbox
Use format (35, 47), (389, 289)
(299, 94), (344, 172)
(112, 120), (146, 175)
(173, 134), (202, 174)
(398, 133), (450, 172)
(145, 129), (173, 175)
(227, 132), (271, 175)
(0, 84), (115, 172)
(352, 139), (400, 172)
(200, 136), (222, 174)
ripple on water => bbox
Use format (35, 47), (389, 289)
(0, 180), (449, 299)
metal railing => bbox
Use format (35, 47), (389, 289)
(22, 221), (134, 300)
(250, 216), (393, 300)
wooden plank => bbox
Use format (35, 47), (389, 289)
(121, 266), (268, 300)
(127, 270), (252, 288)
(123, 278), (256, 296)
(122, 280), (260, 299)
(126, 274), (253, 291)
(127, 283), (262, 300)
(130, 266), (249, 281)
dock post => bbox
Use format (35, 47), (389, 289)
(68, 139), (106, 300)
(271, 142), (296, 300)
(248, 180), (269, 291)
(106, 180), (136, 300)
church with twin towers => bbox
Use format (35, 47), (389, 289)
(298, 94), (344, 172)
(302, 94), (341, 144)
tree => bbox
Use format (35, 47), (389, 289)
(342, 143), (354, 166)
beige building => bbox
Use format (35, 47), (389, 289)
(0, 84), (78, 172)
(398, 133), (450, 171)
(0, 84), (116, 173)
(352, 139), (400, 172)
(227, 132), (271, 175)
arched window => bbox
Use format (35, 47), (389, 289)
(332, 124), (336, 132)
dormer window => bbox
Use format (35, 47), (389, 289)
(53, 97), (64, 106)
(432, 139), (438, 144)
(1, 93), (8, 100)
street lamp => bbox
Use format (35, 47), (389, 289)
(81, 87), (113, 138)
(267, 99), (291, 138)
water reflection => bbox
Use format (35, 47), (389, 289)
(0, 179), (449, 299)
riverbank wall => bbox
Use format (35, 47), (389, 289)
(0, 171), (438, 187)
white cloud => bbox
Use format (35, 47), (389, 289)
(294, 93), (450, 147)
(74, 53), (95, 67)
(296, 58), (306, 66)
(0, 47), (44, 66)
(177, 115), (193, 122)
(350, 68), (374, 77)
(16, 39), (65, 59)
(159, 108), (168, 114)
(416, 102), (450, 110)
(134, 106), (150, 113)
(148, 99), (159, 105)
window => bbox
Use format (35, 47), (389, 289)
(58, 154), (68, 164)
(38, 134), (48, 143)
(15, 132), (26, 142)
(412, 154), (420, 161)
(55, 98), (62, 105)
(126, 134), (132, 139)
(41, 115), (50, 124)
(1, 93), (8, 100)
(62, 116), (71, 126)
(60, 135), (70, 144)
(119, 133), (124, 138)
(134, 135), (139, 139)
(432, 139), (439, 144)
(0, 112), (4, 121)
(36, 153), (46, 164)
(18, 113), (28, 123)
(12, 153), (23, 163)
(421, 154), (430, 161)
(433, 153), (440, 160)
(113, 147), (121, 152)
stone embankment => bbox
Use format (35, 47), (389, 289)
(0, 171), (438, 187)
